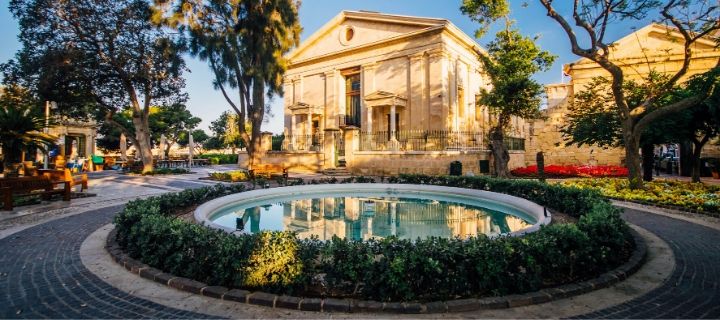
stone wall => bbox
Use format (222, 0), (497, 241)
(238, 151), (325, 173)
(345, 150), (525, 176)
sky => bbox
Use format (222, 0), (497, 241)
(0, 0), (656, 134)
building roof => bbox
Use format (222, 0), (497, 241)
(286, 10), (485, 66)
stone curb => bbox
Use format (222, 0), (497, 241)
(105, 227), (647, 314)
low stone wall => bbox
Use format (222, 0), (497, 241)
(345, 150), (524, 176)
(239, 151), (324, 173)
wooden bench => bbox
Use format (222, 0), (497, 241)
(249, 164), (288, 179)
(1, 176), (71, 210)
(39, 169), (89, 191)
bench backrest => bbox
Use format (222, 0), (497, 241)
(0, 176), (53, 191)
(39, 169), (73, 181)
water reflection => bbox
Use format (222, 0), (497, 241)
(214, 196), (532, 240)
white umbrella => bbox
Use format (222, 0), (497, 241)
(159, 134), (166, 160)
(120, 133), (127, 162)
(188, 131), (194, 167)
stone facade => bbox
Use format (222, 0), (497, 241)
(260, 11), (530, 174)
(527, 24), (720, 166)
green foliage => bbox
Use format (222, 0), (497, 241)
(154, 0), (301, 158)
(149, 104), (202, 152)
(0, 87), (57, 167)
(207, 170), (248, 182)
(478, 27), (555, 123)
(115, 176), (632, 302)
(459, 0), (510, 38)
(8, 0), (188, 167)
(198, 153), (239, 165)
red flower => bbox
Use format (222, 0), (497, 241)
(511, 165), (628, 178)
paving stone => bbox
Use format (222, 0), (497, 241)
(323, 298), (350, 312)
(299, 297), (322, 312)
(403, 302), (424, 313)
(247, 292), (276, 307)
(445, 298), (479, 312)
(424, 301), (447, 313)
(154, 273), (174, 285)
(200, 286), (228, 299)
(138, 267), (162, 281)
(352, 300), (383, 313)
(0, 205), (214, 318)
(477, 296), (509, 309)
(275, 295), (301, 310)
(223, 289), (251, 303)
(383, 302), (405, 313)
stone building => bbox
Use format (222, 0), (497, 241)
(527, 24), (720, 166)
(256, 10), (529, 175)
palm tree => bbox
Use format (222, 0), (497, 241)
(0, 105), (56, 174)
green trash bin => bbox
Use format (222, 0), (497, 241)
(479, 160), (490, 174)
(449, 161), (462, 176)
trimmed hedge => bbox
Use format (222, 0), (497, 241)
(114, 175), (633, 302)
(198, 153), (238, 165)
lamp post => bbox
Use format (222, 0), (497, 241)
(43, 101), (56, 169)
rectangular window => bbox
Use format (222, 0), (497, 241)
(475, 94), (482, 122)
(345, 72), (361, 126)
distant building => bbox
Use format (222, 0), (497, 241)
(255, 10), (530, 175)
(528, 24), (720, 166)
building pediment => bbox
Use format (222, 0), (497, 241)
(287, 11), (447, 63)
(289, 102), (323, 114)
(364, 91), (407, 108)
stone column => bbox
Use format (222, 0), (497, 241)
(343, 127), (359, 171)
(323, 128), (339, 169)
(366, 105), (373, 132)
(306, 112), (313, 151)
(260, 132), (273, 153)
(389, 98), (399, 151)
(289, 114), (296, 150)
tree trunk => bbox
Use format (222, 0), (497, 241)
(679, 140), (693, 177)
(691, 137), (709, 183)
(624, 130), (643, 189)
(490, 125), (511, 178)
(131, 114), (154, 173)
(246, 78), (265, 169)
(641, 143), (654, 182)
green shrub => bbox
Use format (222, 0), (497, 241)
(198, 153), (238, 164)
(114, 175), (633, 302)
(208, 170), (248, 182)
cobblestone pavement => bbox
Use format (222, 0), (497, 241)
(0, 205), (216, 319)
(1, 173), (719, 318)
(574, 209), (720, 319)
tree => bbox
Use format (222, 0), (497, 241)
(0, 86), (56, 173)
(153, 0), (301, 167)
(535, 0), (720, 188)
(562, 69), (720, 183)
(149, 104), (202, 158)
(562, 74), (693, 181)
(460, 7), (555, 177)
(209, 111), (245, 153)
(178, 129), (210, 154)
(9, 0), (188, 173)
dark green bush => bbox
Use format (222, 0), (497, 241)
(114, 175), (632, 302)
(198, 153), (238, 164)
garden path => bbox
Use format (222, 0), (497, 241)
(0, 172), (718, 318)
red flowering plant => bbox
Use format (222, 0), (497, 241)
(511, 165), (629, 178)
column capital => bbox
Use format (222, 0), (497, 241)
(408, 52), (425, 61)
(322, 69), (336, 78)
(361, 62), (379, 70)
(427, 48), (450, 59)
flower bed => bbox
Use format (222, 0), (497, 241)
(560, 178), (720, 215)
(113, 175), (633, 302)
(511, 165), (628, 178)
(207, 170), (249, 182)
